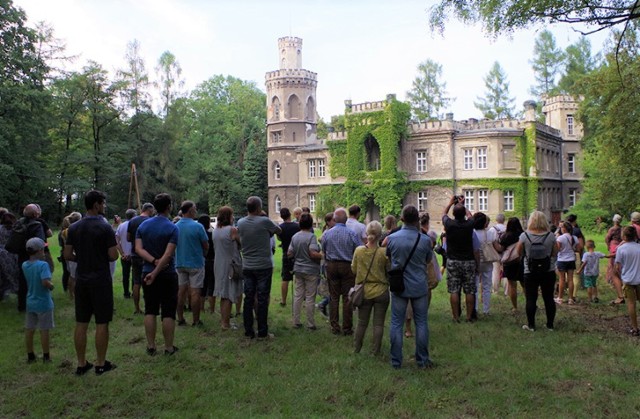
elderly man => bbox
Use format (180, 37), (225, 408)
(386, 205), (434, 369)
(321, 207), (361, 335)
(237, 196), (281, 339)
(10, 204), (45, 312)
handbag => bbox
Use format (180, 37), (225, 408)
(479, 230), (501, 263)
(501, 242), (520, 266)
(388, 233), (421, 294)
(349, 248), (378, 308)
(230, 258), (242, 280)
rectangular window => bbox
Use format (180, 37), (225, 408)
(308, 159), (316, 178)
(567, 114), (574, 136)
(271, 131), (282, 143)
(567, 153), (575, 173)
(417, 191), (428, 212)
(502, 145), (516, 170)
(464, 190), (475, 211)
(463, 149), (473, 170)
(318, 159), (326, 177)
(569, 189), (577, 207)
(308, 193), (316, 213)
(504, 190), (514, 212)
(477, 147), (487, 169)
(416, 151), (427, 173)
(478, 189), (488, 211)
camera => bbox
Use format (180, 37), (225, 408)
(453, 194), (464, 204)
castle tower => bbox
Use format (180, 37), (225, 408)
(265, 37), (318, 217)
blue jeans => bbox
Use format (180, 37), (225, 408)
(390, 293), (431, 368)
(243, 268), (273, 338)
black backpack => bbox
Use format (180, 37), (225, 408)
(5, 218), (40, 255)
(524, 232), (551, 274)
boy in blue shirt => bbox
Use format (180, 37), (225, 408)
(22, 237), (54, 363)
(577, 240), (611, 304)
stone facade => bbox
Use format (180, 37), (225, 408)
(266, 37), (583, 228)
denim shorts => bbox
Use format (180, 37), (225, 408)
(25, 310), (54, 330)
(556, 260), (576, 272)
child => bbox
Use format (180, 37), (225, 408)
(615, 226), (640, 336)
(576, 240), (610, 303)
(22, 237), (54, 363)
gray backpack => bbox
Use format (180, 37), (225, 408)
(524, 232), (551, 274)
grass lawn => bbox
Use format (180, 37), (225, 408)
(1, 230), (639, 417)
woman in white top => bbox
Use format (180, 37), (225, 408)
(555, 221), (581, 304)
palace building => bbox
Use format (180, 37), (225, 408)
(266, 36), (582, 229)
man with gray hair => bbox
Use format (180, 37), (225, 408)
(237, 196), (281, 339)
(320, 207), (361, 335)
(116, 209), (137, 299)
(9, 204), (45, 312)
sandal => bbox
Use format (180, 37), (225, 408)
(611, 298), (625, 305)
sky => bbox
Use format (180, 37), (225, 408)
(14, 0), (609, 121)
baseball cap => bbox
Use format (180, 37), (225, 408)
(26, 237), (45, 253)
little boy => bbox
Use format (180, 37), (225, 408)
(22, 237), (54, 363)
(576, 240), (610, 303)
(615, 226), (640, 336)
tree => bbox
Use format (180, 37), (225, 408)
(429, 0), (640, 37)
(155, 51), (184, 117)
(242, 138), (268, 206)
(530, 30), (565, 97)
(406, 59), (452, 120)
(117, 39), (151, 115)
(558, 38), (599, 95)
(474, 61), (516, 119)
(0, 0), (53, 212)
(578, 30), (640, 215)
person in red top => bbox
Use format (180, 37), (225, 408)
(631, 212), (640, 240)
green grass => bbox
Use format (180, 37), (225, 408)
(1, 231), (639, 417)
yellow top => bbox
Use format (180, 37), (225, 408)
(351, 246), (390, 300)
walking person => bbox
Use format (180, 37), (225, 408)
(615, 226), (640, 335)
(496, 217), (525, 312)
(352, 221), (390, 355)
(516, 211), (558, 331)
(555, 221), (581, 304)
(605, 214), (625, 305)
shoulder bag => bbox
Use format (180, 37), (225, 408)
(479, 230), (501, 263)
(388, 233), (421, 294)
(349, 247), (378, 308)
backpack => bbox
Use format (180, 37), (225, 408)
(5, 218), (40, 255)
(524, 232), (551, 274)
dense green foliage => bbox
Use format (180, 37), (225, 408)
(0, 1), (267, 222)
(474, 61), (516, 119)
(429, 0), (640, 36)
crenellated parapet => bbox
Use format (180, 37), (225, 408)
(265, 69), (318, 90)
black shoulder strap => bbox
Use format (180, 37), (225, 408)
(402, 233), (421, 270)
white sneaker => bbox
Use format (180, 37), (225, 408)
(554, 298), (563, 305)
(522, 325), (535, 332)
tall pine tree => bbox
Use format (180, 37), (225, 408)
(529, 30), (564, 97)
(406, 59), (452, 120)
(474, 61), (516, 119)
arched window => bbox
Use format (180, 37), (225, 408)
(364, 135), (381, 171)
(305, 96), (315, 122)
(271, 96), (281, 121)
(275, 195), (282, 213)
(288, 94), (301, 119)
(273, 161), (281, 180)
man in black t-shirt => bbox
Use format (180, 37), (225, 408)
(276, 208), (300, 307)
(127, 202), (156, 314)
(442, 196), (480, 323)
(64, 190), (118, 375)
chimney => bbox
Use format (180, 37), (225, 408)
(523, 100), (537, 122)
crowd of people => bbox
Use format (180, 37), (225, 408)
(1, 191), (640, 374)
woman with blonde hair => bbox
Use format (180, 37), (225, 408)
(516, 211), (558, 331)
(352, 221), (390, 355)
